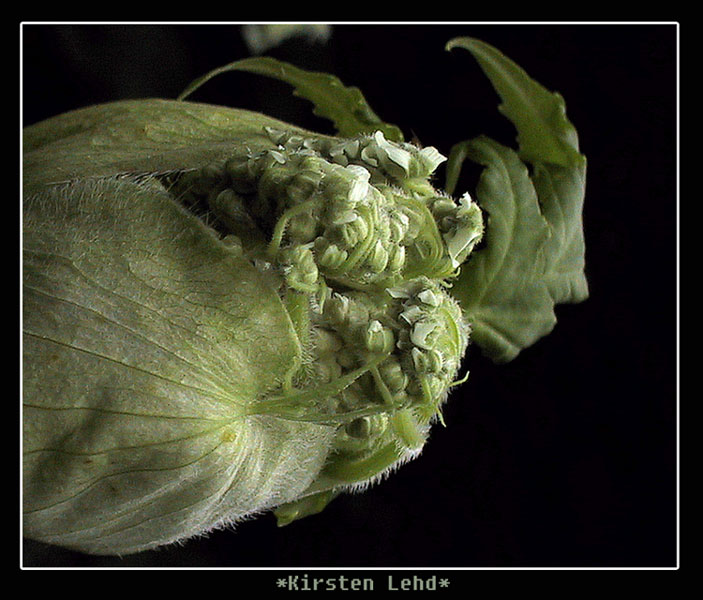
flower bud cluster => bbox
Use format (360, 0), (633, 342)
(213, 140), (430, 288)
(317, 276), (468, 420)
(265, 127), (447, 186)
(164, 129), (483, 296)
(161, 129), (476, 452)
(319, 291), (408, 413)
(388, 278), (469, 416)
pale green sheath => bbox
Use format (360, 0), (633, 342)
(23, 38), (587, 556)
(24, 102), (327, 554)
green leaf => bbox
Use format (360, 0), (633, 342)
(531, 161), (589, 304)
(448, 137), (556, 363)
(178, 56), (404, 142)
(444, 38), (588, 362)
(446, 37), (584, 169)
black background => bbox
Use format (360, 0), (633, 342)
(21, 23), (678, 570)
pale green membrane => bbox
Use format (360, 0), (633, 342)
(23, 177), (335, 555)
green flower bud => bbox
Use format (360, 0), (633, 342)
(378, 359), (409, 394)
(287, 211), (319, 243)
(367, 240), (390, 273)
(386, 244), (406, 273)
(364, 320), (395, 354)
(316, 238), (349, 270)
(324, 292), (352, 324)
(286, 168), (324, 204)
(280, 245), (319, 291)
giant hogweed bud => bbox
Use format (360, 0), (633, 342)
(23, 90), (481, 555)
(23, 36), (588, 557)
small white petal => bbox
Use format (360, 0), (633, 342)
(269, 150), (287, 164)
(345, 164), (371, 181)
(400, 305), (424, 325)
(374, 131), (411, 173)
(418, 146), (447, 173)
(410, 319), (436, 349)
(418, 289), (440, 307)
(368, 320), (383, 333)
(386, 285), (411, 299)
(332, 211), (358, 225)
